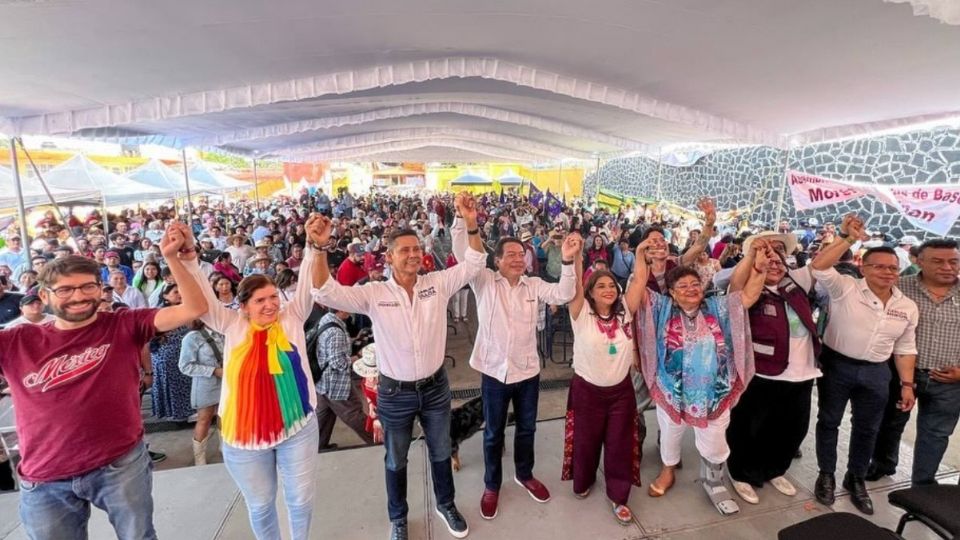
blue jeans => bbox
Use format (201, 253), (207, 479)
(18, 440), (155, 540)
(481, 373), (539, 491)
(378, 368), (454, 522)
(221, 419), (320, 540)
(816, 350), (891, 477)
(872, 369), (960, 485)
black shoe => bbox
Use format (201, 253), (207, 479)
(148, 451), (167, 464)
(814, 472), (836, 506)
(318, 443), (339, 454)
(794, 448), (803, 459)
(389, 519), (408, 540)
(435, 503), (469, 538)
(865, 463), (894, 482)
(843, 473), (874, 515)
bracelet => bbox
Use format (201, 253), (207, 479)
(178, 247), (196, 254)
(844, 235), (857, 245)
(467, 228), (479, 235)
(561, 259), (574, 265)
(901, 381), (916, 389)
(310, 242), (329, 252)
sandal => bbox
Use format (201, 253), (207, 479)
(648, 466), (676, 497)
(611, 503), (633, 525)
(574, 486), (592, 499)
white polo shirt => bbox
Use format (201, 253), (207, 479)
(451, 219), (576, 383)
(312, 245), (486, 381)
(811, 267), (918, 362)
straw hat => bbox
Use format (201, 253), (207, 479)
(352, 345), (378, 378)
(742, 231), (798, 256)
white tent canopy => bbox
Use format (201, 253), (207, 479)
(2, 0), (960, 162)
(0, 164), (101, 209)
(186, 162), (250, 191)
(497, 171), (525, 185)
(450, 173), (492, 186)
(43, 155), (171, 207)
(127, 158), (226, 195)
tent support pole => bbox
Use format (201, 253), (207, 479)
(182, 148), (193, 221)
(252, 158), (261, 211)
(773, 148), (791, 226)
(656, 147), (664, 201)
(16, 139), (78, 245)
(9, 138), (30, 267)
(595, 155), (601, 199)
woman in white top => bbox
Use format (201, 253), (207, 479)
(561, 235), (649, 525)
(183, 215), (324, 540)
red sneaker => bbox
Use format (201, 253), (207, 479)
(480, 489), (499, 520)
(514, 476), (551, 503)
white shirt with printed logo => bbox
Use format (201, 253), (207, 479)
(812, 267), (919, 362)
(312, 245), (487, 381)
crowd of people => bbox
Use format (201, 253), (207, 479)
(0, 184), (956, 540)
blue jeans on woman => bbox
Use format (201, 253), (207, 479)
(378, 368), (455, 522)
(18, 440), (156, 540)
(221, 418), (320, 540)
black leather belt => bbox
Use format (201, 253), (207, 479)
(381, 369), (444, 391)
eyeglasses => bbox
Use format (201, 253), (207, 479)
(863, 264), (900, 273)
(46, 282), (102, 299)
(672, 282), (703, 291)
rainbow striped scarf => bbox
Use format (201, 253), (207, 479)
(221, 321), (314, 447)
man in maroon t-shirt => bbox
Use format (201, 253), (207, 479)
(0, 222), (207, 540)
(336, 243), (368, 286)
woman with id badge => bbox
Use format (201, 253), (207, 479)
(725, 232), (822, 506)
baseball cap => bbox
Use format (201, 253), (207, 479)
(348, 243), (366, 255)
(20, 294), (40, 306)
(104, 251), (119, 258)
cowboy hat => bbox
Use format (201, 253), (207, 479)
(742, 231), (798, 256)
(352, 345), (378, 378)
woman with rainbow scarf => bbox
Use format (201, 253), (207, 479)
(184, 214), (325, 540)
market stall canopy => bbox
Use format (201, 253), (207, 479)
(186, 162), (250, 191)
(43, 155), (171, 207)
(0, 164), (102, 209)
(450, 173), (492, 186)
(127, 158), (224, 195)
(2, 0), (960, 163)
(497, 171), (525, 186)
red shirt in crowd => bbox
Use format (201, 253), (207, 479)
(336, 258), (368, 286)
(0, 309), (158, 482)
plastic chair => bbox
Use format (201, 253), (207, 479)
(889, 484), (960, 539)
(778, 512), (902, 540)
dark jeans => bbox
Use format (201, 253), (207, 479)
(378, 368), (455, 522)
(728, 377), (813, 486)
(481, 373), (539, 491)
(816, 349), (891, 477)
(871, 368), (960, 485)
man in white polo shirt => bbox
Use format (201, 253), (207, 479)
(451, 194), (580, 520)
(810, 213), (918, 515)
(310, 206), (486, 540)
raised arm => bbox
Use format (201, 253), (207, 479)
(812, 213), (862, 271)
(739, 245), (769, 309)
(154, 223), (209, 332)
(567, 233), (587, 320)
(624, 237), (659, 313)
(538, 233), (581, 304)
(680, 197), (717, 266)
(729, 239), (766, 293)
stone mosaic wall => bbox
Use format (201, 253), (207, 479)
(584, 127), (960, 239)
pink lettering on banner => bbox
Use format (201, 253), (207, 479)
(23, 344), (111, 392)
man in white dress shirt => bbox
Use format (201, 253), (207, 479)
(310, 205), (486, 540)
(451, 194), (580, 520)
(810, 213), (918, 515)
(109, 271), (146, 309)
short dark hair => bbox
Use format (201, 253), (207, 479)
(386, 229), (420, 251)
(862, 246), (898, 264)
(37, 255), (101, 289)
(665, 266), (701, 291)
(494, 237), (524, 258)
(917, 238), (959, 257)
(640, 226), (665, 242)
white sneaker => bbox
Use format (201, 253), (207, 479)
(770, 475), (797, 496)
(732, 480), (760, 504)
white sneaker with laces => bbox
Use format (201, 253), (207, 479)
(732, 480), (760, 504)
(770, 475), (797, 496)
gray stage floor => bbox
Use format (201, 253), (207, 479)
(2, 411), (956, 540)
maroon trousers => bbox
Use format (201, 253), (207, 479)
(562, 373), (640, 505)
